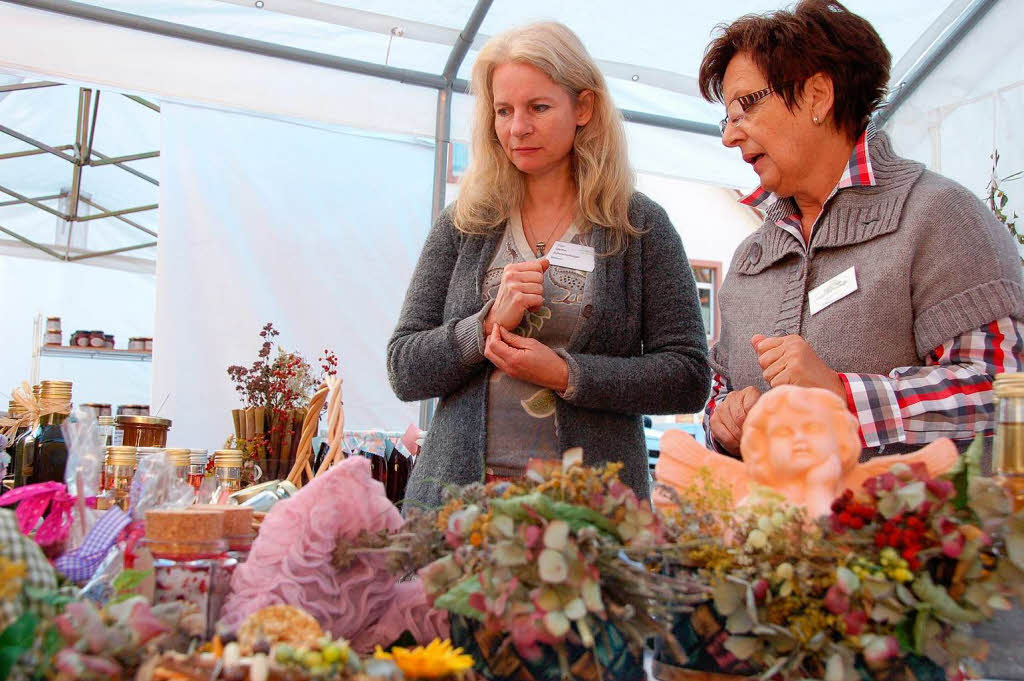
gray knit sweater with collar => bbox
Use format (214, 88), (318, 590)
(388, 192), (711, 509)
(711, 132), (1024, 454)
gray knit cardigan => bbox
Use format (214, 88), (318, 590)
(388, 192), (711, 509)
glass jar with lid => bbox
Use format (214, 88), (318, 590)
(165, 449), (190, 482)
(188, 450), (208, 500)
(993, 372), (1024, 511)
(144, 508), (231, 640)
(103, 446), (137, 511)
(115, 415), (170, 447)
(212, 449), (244, 504)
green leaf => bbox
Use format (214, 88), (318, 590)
(950, 435), (983, 511)
(489, 492), (619, 537)
(0, 613), (37, 649)
(38, 626), (63, 675)
(433, 575), (484, 620)
(113, 568), (152, 595)
(22, 585), (76, 609)
(911, 573), (984, 623)
(894, 617), (914, 653)
(0, 613), (39, 681)
(1001, 193), (1009, 208)
(912, 608), (930, 653)
(0, 647), (23, 681)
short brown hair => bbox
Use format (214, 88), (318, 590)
(698, 0), (890, 141)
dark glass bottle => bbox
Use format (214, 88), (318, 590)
(29, 412), (69, 485)
(6, 424), (27, 486)
(27, 380), (73, 486)
(14, 424), (38, 487)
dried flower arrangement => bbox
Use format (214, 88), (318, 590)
(226, 323), (338, 480)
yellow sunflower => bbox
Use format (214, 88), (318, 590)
(0, 555), (27, 600)
(374, 639), (474, 679)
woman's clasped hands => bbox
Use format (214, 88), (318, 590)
(482, 258), (569, 392)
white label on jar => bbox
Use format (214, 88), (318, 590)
(113, 428), (124, 446)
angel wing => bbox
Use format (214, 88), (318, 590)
(844, 437), (960, 492)
(653, 429), (749, 511)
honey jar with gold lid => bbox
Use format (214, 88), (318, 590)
(103, 446), (137, 511)
(993, 372), (1024, 511)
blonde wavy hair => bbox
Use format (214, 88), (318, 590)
(453, 22), (638, 252)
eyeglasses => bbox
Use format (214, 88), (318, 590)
(719, 86), (775, 135)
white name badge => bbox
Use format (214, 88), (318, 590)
(546, 241), (595, 273)
(809, 266), (858, 315)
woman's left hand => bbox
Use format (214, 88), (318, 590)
(752, 334), (845, 400)
(484, 325), (570, 392)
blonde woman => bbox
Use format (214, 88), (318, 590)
(388, 22), (710, 509)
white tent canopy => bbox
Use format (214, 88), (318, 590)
(0, 0), (1019, 447)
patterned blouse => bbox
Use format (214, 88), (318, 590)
(482, 210), (592, 477)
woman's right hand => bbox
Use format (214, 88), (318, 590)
(484, 258), (550, 334)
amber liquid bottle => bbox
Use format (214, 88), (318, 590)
(27, 381), (72, 486)
(993, 373), (1024, 512)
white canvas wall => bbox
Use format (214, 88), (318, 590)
(154, 102), (433, 449)
(886, 0), (1023, 226)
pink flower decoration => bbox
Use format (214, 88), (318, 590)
(220, 457), (447, 652)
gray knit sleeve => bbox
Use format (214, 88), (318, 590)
(453, 300), (494, 364)
(387, 210), (489, 401)
(557, 197), (712, 415)
(908, 173), (1024, 357)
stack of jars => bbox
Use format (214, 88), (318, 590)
(69, 331), (114, 349)
(44, 317), (61, 346)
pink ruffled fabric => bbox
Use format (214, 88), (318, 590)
(219, 457), (448, 651)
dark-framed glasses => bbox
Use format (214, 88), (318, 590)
(719, 86), (775, 135)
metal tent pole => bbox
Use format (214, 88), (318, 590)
(419, 0), (494, 430)
(875, 0), (998, 127)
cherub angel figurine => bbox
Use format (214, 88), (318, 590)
(654, 385), (958, 517)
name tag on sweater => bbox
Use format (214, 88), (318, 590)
(809, 266), (858, 315)
(547, 241), (595, 272)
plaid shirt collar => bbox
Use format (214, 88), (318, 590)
(739, 121), (877, 240)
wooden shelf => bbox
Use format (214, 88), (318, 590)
(39, 345), (152, 362)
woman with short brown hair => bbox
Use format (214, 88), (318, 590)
(697, 0), (1024, 461)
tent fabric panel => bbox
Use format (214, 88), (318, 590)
(885, 0), (1021, 220)
(0, 2), (440, 138)
(154, 101), (430, 445)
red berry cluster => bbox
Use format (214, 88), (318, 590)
(874, 514), (929, 569)
(319, 348), (340, 377)
(830, 489), (876, 531)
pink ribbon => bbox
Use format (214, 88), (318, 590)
(0, 482), (95, 547)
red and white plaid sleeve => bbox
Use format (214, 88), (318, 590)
(703, 372), (731, 451)
(839, 317), (1024, 448)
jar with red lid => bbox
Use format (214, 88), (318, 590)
(89, 331), (105, 348)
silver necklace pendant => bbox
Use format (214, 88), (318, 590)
(535, 241), (545, 257)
